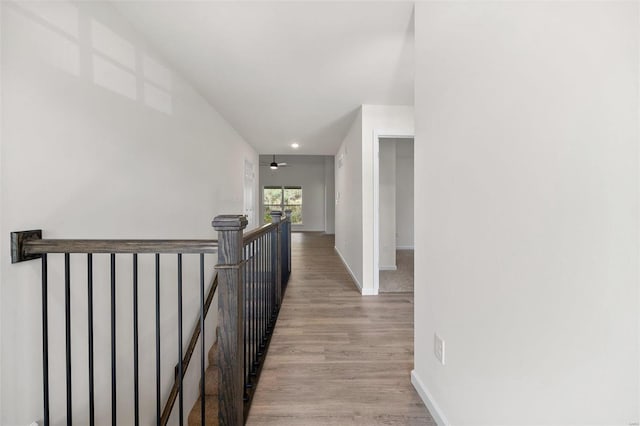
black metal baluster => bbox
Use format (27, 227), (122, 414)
(265, 233), (269, 329)
(248, 244), (251, 382)
(155, 253), (161, 426)
(273, 230), (276, 317)
(283, 220), (286, 283)
(200, 253), (205, 425)
(243, 245), (249, 395)
(282, 223), (286, 286)
(269, 231), (273, 323)
(270, 231), (273, 323)
(261, 235), (265, 350)
(133, 254), (139, 426)
(87, 254), (95, 426)
(287, 220), (291, 281)
(267, 232), (273, 324)
(258, 237), (263, 357)
(177, 253), (184, 426)
(111, 253), (116, 426)
(257, 236), (261, 355)
(41, 254), (50, 426)
(262, 235), (266, 346)
(252, 241), (257, 371)
(264, 234), (268, 337)
(288, 219), (291, 279)
(273, 228), (278, 314)
(247, 243), (251, 377)
(64, 253), (72, 425)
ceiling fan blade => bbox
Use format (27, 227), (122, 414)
(278, 162), (288, 166)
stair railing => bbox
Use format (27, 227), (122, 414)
(213, 211), (291, 425)
(10, 232), (219, 426)
(10, 212), (292, 426)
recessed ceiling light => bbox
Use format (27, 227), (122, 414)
(291, 143), (299, 149)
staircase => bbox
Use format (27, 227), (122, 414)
(187, 336), (220, 426)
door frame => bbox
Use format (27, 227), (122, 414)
(372, 130), (414, 294)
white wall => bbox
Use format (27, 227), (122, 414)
(378, 140), (396, 269)
(413, 2), (639, 425)
(0, 2), (4, 418)
(335, 106), (414, 294)
(363, 105), (414, 294)
(324, 156), (335, 234)
(258, 155), (330, 232)
(396, 139), (414, 249)
(1, 1), (258, 425)
(335, 109), (363, 288)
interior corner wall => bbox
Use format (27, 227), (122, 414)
(361, 105), (414, 294)
(413, 2), (639, 424)
(324, 156), (335, 234)
(378, 140), (396, 269)
(395, 139), (414, 249)
(0, 1), (258, 424)
(335, 108), (363, 289)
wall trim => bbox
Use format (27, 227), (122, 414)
(396, 245), (414, 250)
(334, 246), (377, 295)
(379, 265), (397, 271)
(411, 370), (450, 426)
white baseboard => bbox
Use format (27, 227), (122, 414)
(397, 245), (414, 250)
(379, 265), (397, 271)
(334, 246), (362, 291)
(411, 370), (450, 426)
(334, 247), (378, 296)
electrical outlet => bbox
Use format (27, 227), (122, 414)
(434, 333), (445, 365)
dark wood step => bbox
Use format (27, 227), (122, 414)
(187, 395), (219, 426)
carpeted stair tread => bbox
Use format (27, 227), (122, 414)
(208, 341), (217, 366)
(189, 331), (219, 426)
(187, 395), (219, 426)
(202, 364), (218, 396)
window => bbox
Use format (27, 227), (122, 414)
(263, 186), (302, 224)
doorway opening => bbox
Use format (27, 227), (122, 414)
(373, 135), (414, 293)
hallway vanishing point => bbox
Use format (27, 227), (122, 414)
(246, 232), (435, 425)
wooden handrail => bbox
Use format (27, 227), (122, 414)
(242, 216), (291, 246)
(23, 239), (218, 255)
(242, 222), (276, 245)
(160, 272), (218, 426)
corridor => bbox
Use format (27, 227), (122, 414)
(246, 232), (435, 425)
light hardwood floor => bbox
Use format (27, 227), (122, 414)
(246, 232), (435, 426)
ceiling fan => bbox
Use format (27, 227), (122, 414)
(261, 155), (288, 170)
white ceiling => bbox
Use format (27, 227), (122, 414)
(114, 2), (414, 155)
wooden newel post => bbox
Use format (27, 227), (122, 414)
(270, 211), (283, 308)
(212, 215), (248, 426)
